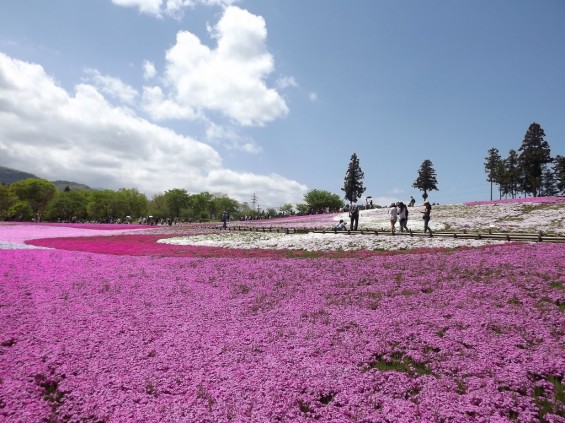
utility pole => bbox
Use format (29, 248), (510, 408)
(251, 193), (258, 211)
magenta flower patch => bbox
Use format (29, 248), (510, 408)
(1, 224), (564, 421)
(25, 233), (453, 258)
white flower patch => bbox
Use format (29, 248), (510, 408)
(0, 241), (50, 250)
(332, 203), (565, 234)
(158, 231), (507, 252)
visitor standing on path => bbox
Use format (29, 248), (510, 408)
(222, 211), (229, 229)
(398, 202), (409, 232)
(389, 203), (398, 234)
(349, 203), (359, 231)
(421, 201), (432, 233)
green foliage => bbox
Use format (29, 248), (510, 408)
(117, 188), (148, 218)
(365, 352), (432, 376)
(190, 192), (214, 219)
(342, 153), (366, 204)
(278, 203), (294, 215)
(164, 188), (190, 217)
(553, 155), (565, 195)
(88, 190), (119, 221)
(532, 374), (565, 420)
(500, 149), (521, 199)
(518, 122), (552, 197)
(10, 178), (56, 214)
(295, 203), (309, 215)
(303, 189), (344, 213)
(212, 193), (239, 218)
(11, 201), (34, 221)
(0, 185), (19, 220)
(413, 159), (438, 199)
(148, 193), (167, 218)
(44, 190), (89, 221)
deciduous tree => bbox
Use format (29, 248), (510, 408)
(0, 185), (19, 220)
(10, 178), (56, 215)
(304, 189), (343, 213)
(164, 188), (190, 218)
(44, 190), (89, 221)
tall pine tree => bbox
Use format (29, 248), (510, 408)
(501, 149), (521, 199)
(518, 122), (552, 197)
(413, 159), (438, 201)
(342, 153), (366, 205)
(484, 148), (502, 201)
(555, 155), (565, 195)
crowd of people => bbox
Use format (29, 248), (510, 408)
(334, 197), (433, 233)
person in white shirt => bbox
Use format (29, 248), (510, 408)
(398, 202), (409, 232)
(389, 203), (398, 234)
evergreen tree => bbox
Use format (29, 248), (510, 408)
(540, 166), (557, 196)
(518, 122), (552, 197)
(413, 159), (438, 201)
(484, 148), (502, 200)
(501, 149), (521, 199)
(342, 153), (366, 205)
(554, 155), (565, 194)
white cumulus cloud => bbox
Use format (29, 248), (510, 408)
(83, 68), (139, 105)
(0, 52), (306, 206)
(112, 0), (238, 18)
(142, 6), (289, 127)
(143, 60), (157, 80)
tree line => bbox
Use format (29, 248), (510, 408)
(0, 177), (357, 223)
(484, 122), (565, 200)
(1, 152), (443, 223)
(0, 179), (298, 222)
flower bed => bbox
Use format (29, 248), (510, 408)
(1, 243), (564, 422)
(1, 211), (564, 422)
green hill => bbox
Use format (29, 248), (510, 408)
(0, 166), (38, 185)
(0, 166), (92, 191)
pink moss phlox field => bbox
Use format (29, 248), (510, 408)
(0, 222), (148, 246)
(1, 243), (564, 422)
(464, 196), (565, 206)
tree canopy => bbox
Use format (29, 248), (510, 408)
(303, 189), (343, 214)
(10, 178), (56, 215)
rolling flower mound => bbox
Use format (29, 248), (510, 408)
(1, 243), (564, 422)
(1, 201), (565, 421)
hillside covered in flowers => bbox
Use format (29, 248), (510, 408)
(1, 198), (564, 422)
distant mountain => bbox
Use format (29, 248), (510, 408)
(0, 166), (38, 185)
(52, 180), (93, 191)
(0, 166), (92, 191)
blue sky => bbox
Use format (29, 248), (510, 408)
(1, 0), (563, 208)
